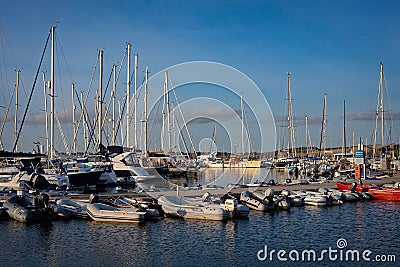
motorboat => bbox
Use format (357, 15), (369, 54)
(111, 151), (154, 182)
(56, 198), (89, 219)
(240, 189), (275, 212)
(63, 162), (104, 187)
(86, 202), (146, 223)
(199, 192), (249, 219)
(368, 188), (400, 201)
(336, 181), (375, 192)
(108, 196), (161, 219)
(157, 195), (227, 221)
(3, 193), (58, 223)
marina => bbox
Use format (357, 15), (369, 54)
(1, 1), (400, 266)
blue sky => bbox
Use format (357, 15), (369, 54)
(0, 0), (399, 153)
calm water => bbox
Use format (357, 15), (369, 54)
(1, 201), (399, 266)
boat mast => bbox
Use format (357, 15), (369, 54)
(305, 116), (309, 156)
(166, 72), (171, 152)
(126, 43), (131, 149)
(98, 49), (104, 148)
(50, 26), (55, 159)
(286, 72), (296, 157)
(72, 82), (76, 155)
(112, 64), (117, 145)
(319, 93), (327, 157)
(80, 92), (85, 152)
(144, 66), (149, 155)
(241, 93), (245, 155)
(42, 72), (49, 155)
(13, 69), (20, 152)
(343, 99), (346, 157)
(380, 62), (385, 147)
(134, 53), (138, 150)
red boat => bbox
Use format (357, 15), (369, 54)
(368, 188), (400, 201)
(336, 181), (375, 192)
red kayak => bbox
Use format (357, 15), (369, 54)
(336, 181), (375, 192)
(368, 188), (400, 201)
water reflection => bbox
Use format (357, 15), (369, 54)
(1, 200), (400, 266)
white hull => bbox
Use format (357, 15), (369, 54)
(86, 203), (146, 222)
(158, 195), (227, 221)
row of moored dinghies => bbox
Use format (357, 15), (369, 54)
(2, 180), (399, 223)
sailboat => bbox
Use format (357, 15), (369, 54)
(227, 93), (261, 168)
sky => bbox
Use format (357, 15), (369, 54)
(0, 0), (399, 154)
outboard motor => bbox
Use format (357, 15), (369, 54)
(349, 182), (357, 193)
(318, 188), (329, 195)
(265, 188), (275, 198)
(89, 193), (99, 204)
(281, 190), (290, 197)
(395, 182), (400, 189)
(41, 193), (50, 208)
(201, 192), (211, 202)
(265, 188), (275, 202)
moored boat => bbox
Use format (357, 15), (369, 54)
(336, 181), (375, 192)
(3, 193), (57, 223)
(56, 198), (89, 219)
(157, 195), (227, 221)
(368, 188), (400, 201)
(86, 202), (146, 223)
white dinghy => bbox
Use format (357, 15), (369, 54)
(158, 195), (227, 221)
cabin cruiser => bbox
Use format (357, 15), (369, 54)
(111, 151), (154, 182)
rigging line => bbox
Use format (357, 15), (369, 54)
(99, 67), (114, 137)
(55, 31), (74, 83)
(147, 99), (162, 150)
(168, 77), (196, 157)
(55, 38), (71, 149)
(113, 94), (127, 145)
(0, 88), (15, 150)
(13, 29), (51, 152)
(0, 18), (19, 72)
(0, 25), (11, 98)
(73, 55), (98, 141)
(55, 109), (70, 154)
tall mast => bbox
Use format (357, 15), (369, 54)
(50, 26), (55, 159)
(286, 72), (296, 157)
(144, 66), (149, 154)
(81, 92), (87, 152)
(319, 93), (327, 157)
(166, 72), (171, 152)
(134, 53), (138, 149)
(380, 62), (385, 147)
(112, 64), (117, 145)
(14, 69), (20, 152)
(98, 50), (104, 148)
(343, 99), (346, 157)
(72, 83), (76, 155)
(42, 72), (49, 155)
(161, 72), (166, 151)
(241, 93), (245, 154)
(126, 42), (131, 148)
(305, 116), (309, 156)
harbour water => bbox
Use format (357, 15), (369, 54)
(1, 170), (399, 266)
